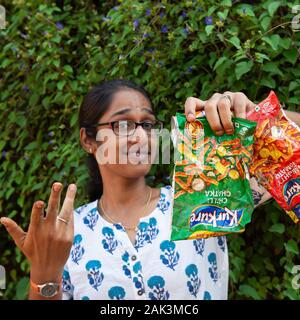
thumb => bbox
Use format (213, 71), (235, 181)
(0, 217), (26, 248)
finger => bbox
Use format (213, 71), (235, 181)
(184, 97), (206, 122)
(45, 182), (63, 223)
(27, 201), (45, 233)
(58, 184), (77, 223)
(246, 97), (256, 113)
(217, 96), (234, 134)
(204, 95), (224, 135)
(0, 217), (26, 248)
(231, 92), (247, 119)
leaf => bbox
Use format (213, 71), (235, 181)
(268, 1), (281, 17)
(238, 284), (261, 300)
(284, 240), (299, 255)
(24, 141), (38, 151)
(57, 80), (66, 91)
(283, 49), (298, 65)
(260, 77), (275, 88)
(260, 16), (271, 31)
(16, 277), (29, 300)
(268, 223), (285, 234)
(205, 25), (214, 36)
(227, 36), (241, 49)
(278, 38), (291, 50)
(213, 56), (227, 70)
(235, 61), (253, 80)
(221, 0), (232, 7)
(63, 65), (73, 74)
(262, 35), (280, 50)
(262, 62), (283, 77)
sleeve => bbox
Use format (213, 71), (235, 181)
(62, 263), (74, 300)
(215, 236), (229, 300)
(249, 177), (273, 208)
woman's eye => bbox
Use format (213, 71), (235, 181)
(118, 121), (129, 129)
(143, 122), (154, 130)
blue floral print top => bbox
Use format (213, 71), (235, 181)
(62, 185), (228, 300)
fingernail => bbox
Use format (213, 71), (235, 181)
(53, 183), (61, 192)
(226, 129), (234, 135)
(188, 113), (195, 121)
(36, 201), (44, 209)
(215, 130), (224, 136)
(69, 184), (77, 192)
(0, 218), (7, 227)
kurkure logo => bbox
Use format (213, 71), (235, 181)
(283, 178), (300, 207)
(185, 120), (203, 139)
(190, 205), (243, 228)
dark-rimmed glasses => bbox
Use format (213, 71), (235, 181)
(86, 120), (164, 136)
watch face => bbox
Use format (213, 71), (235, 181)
(40, 284), (58, 297)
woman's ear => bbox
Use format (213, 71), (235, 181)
(79, 127), (95, 154)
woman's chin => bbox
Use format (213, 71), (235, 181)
(119, 162), (152, 178)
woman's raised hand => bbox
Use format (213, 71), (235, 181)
(0, 182), (77, 283)
(184, 91), (256, 135)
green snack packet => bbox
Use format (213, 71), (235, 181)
(170, 112), (257, 240)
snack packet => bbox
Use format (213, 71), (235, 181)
(247, 91), (300, 223)
(170, 112), (257, 240)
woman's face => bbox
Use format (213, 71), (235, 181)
(94, 89), (158, 179)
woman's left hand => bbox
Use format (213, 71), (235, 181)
(184, 92), (256, 136)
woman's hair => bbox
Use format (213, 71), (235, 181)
(78, 79), (152, 202)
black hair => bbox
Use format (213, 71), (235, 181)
(78, 79), (153, 202)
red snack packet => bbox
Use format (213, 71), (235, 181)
(247, 91), (300, 223)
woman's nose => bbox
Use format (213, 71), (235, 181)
(128, 124), (149, 143)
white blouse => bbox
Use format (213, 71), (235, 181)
(62, 185), (229, 300)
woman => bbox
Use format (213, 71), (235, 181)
(1, 80), (299, 300)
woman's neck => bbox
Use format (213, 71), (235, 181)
(100, 174), (151, 221)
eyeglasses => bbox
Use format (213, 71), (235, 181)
(87, 120), (164, 136)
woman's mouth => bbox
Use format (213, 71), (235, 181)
(126, 151), (151, 164)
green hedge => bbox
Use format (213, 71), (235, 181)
(0, 0), (299, 299)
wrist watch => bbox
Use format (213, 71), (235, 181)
(30, 277), (62, 298)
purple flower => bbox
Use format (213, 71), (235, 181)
(205, 16), (213, 26)
(181, 11), (187, 18)
(133, 19), (139, 30)
(49, 140), (55, 145)
(197, 7), (203, 12)
(146, 9), (151, 16)
(48, 131), (54, 137)
(142, 33), (150, 38)
(56, 22), (64, 30)
(183, 27), (189, 35)
(161, 25), (168, 33)
(22, 85), (29, 92)
(187, 66), (193, 73)
(2, 150), (7, 158)
(159, 12), (165, 19)
(42, 31), (48, 36)
(113, 6), (119, 11)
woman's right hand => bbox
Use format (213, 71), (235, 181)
(0, 182), (77, 283)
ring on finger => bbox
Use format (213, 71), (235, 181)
(220, 94), (232, 105)
(57, 217), (69, 225)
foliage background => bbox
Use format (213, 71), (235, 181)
(0, 0), (300, 299)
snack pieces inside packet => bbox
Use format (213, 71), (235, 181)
(247, 91), (300, 223)
(170, 112), (257, 241)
